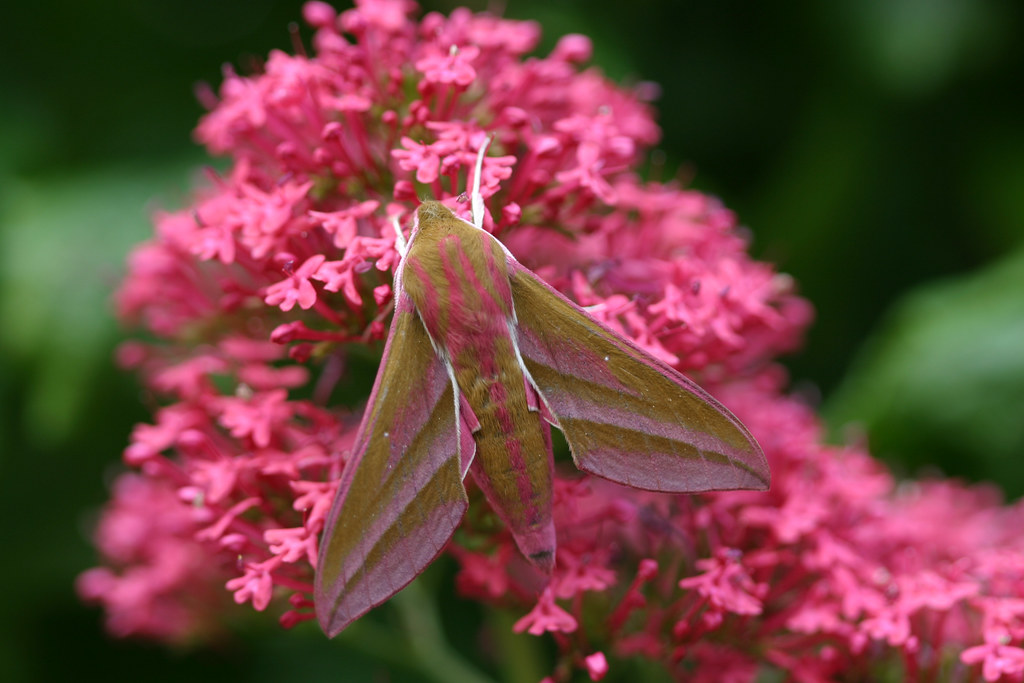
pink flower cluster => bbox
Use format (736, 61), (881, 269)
(80, 1), (1024, 680)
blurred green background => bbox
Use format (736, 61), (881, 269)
(2, 0), (1022, 681)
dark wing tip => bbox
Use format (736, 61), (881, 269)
(528, 549), (556, 573)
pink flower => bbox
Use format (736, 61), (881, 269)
(584, 652), (608, 681)
(80, 1), (1024, 680)
(309, 200), (379, 248)
(513, 587), (578, 636)
(264, 254), (326, 311)
(76, 475), (230, 643)
(679, 548), (766, 617)
(227, 559), (278, 611)
(217, 388), (291, 448)
(415, 44), (480, 87)
(393, 137), (442, 183)
(963, 642), (1024, 682)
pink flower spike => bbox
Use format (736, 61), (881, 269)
(88, 3), (1024, 679)
(264, 254), (326, 311)
(76, 474), (228, 642)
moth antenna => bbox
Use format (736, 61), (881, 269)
(471, 134), (493, 230)
(391, 214), (409, 257)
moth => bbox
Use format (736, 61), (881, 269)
(314, 146), (769, 637)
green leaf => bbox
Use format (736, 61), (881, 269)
(825, 249), (1024, 494)
(0, 160), (197, 449)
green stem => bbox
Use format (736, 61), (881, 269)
(391, 581), (498, 683)
(488, 609), (548, 683)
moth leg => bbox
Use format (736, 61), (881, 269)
(458, 393), (480, 477)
